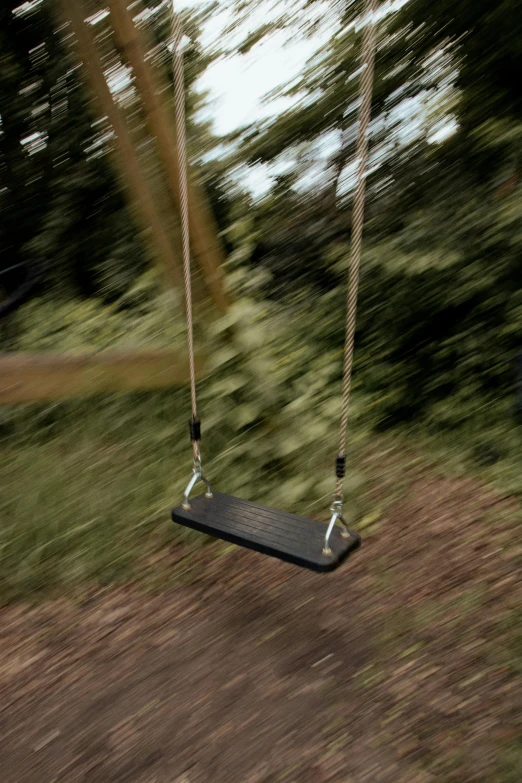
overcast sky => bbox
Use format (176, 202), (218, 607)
(171, 0), (331, 194)
(176, 0), (325, 135)
(139, 0), (454, 195)
(171, 0), (454, 196)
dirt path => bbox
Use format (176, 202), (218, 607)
(1, 465), (521, 782)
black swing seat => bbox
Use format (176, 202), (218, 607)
(172, 491), (360, 573)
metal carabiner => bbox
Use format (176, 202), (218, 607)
(181, 456), (213, 510)
(323, 496), (351, 556)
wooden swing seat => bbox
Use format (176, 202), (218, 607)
(172, 491), (360, 573)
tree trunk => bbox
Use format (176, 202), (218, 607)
(59, 0), (182, 290)
(108, 0), (230, 313)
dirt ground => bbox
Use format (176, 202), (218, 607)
(1, 462), (521, 783)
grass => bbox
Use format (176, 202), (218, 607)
(1, 390), (522, 782)
(403, 402), (522, 499)
(0, 393), (205, 601)
(0, 390), (375, 602)
(1, 436), (170, 598)
(2, 389), (522, 604)
(495, 743), (522, 783)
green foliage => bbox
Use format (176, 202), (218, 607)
(495, 743), (522, 783)
(0, 1), (150, 299)
(0, 0), (234, 306)
(2, 0), (522, 602)
(11, 272), (186, 351)
(198, 296), (368, 516)
(0, 291), (372, 600)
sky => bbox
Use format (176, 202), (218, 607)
(91, 0), (312, 135)
(171, 0), (456, 196)
(174, 0), (330, 195)
(76, 0), (456, 197)
(79, 0), (319, 194)
(75, 0), (456, 197)
(175, 0), (412, 136)
(177, 0), (326, 136)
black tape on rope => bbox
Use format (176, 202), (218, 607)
(189, 417), (201, 442)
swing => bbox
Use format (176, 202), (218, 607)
(171, 1), (377, 572)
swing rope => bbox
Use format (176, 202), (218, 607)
(172, 7), (199, 464)
(335, 0), (377, 500)
(173, 0), (378, 543)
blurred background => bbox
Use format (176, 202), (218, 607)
(1, 1), (521, 781)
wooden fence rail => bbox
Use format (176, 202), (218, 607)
(0, 350), (205, 404)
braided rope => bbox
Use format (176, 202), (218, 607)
(172, 0), (375, 476)
(336, 0), (377, 497)
(172, 6), (199, 460)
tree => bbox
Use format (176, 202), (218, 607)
(218, 0), (522, 422)
(0, 0), (236, 304)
